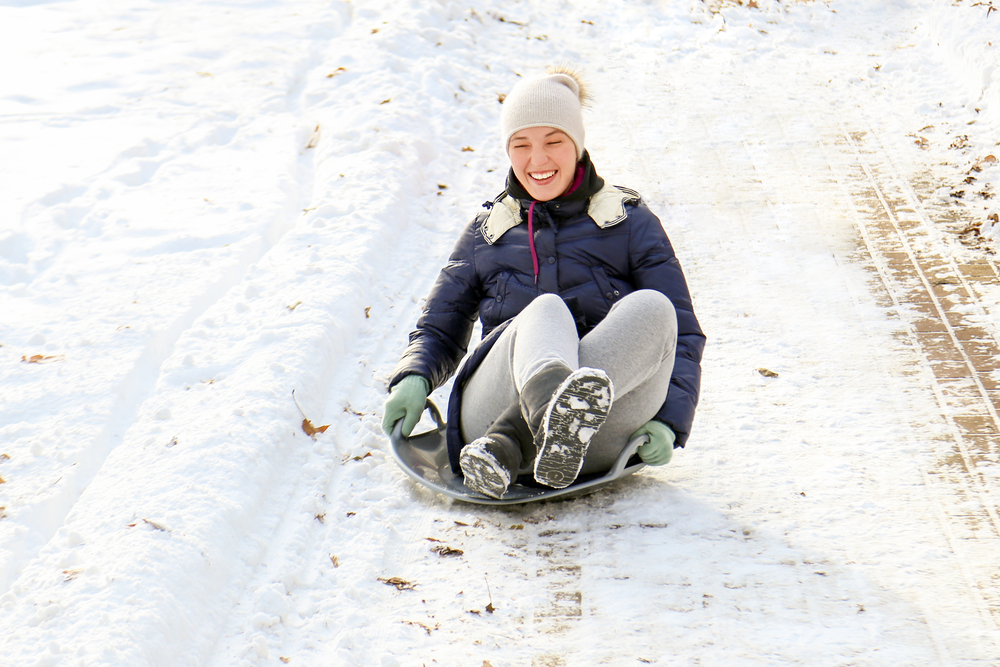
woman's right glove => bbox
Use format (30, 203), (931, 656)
(381, 375), (430, 437)
(631, 420), (676, 466)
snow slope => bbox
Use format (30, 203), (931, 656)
(2, 0), (1000, 665)
(923, 1), (1000, 242)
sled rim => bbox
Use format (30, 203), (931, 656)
(390, 400), (647, 505)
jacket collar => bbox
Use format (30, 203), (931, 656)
(480, 183), (642, 245)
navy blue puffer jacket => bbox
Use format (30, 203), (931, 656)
(390, 178), (705, 452)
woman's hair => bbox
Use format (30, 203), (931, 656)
(500, 67), (588, 160)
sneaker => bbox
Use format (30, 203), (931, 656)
(460, 438), (513, 499)
(533, 368), (614, 489)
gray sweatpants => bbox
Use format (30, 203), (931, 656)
(460, 290), (678, 476)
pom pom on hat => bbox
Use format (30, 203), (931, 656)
(500, 67), (588, 160)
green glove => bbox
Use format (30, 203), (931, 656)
(382, 375), (429, 437)
(631, 420), (676, 466)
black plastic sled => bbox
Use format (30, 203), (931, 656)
(390, 400), (648, 505)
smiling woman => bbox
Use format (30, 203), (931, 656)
(501, 70), (588, 201)
(507, 127), (578, 201)
(383, 67), (705, 501)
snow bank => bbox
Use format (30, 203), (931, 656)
(926, 1), (1000, 133)
(0, 0), (335, 598)
(921, 1), (1000, 240)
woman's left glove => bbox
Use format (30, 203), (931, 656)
(381, 375), (430, 437)
(631, 420), (676, 466)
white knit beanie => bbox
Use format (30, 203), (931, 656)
(500, 68), (587, 160)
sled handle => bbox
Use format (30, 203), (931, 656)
(608, 433), (649, 477)
(392, 399), (445, 441)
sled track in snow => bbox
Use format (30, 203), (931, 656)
(842, 123), (1000, 631)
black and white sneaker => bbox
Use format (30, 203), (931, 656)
(533, 368), (614, 489)
(460, 439), (512, 499)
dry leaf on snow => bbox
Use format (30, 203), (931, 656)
(431, 544), (463, 558)
(403, 620), (437, 635)
(21, 354), (64, 364)
(950, 135), (971, 150)
(302, 418), (329, 437)
(292, 390), (330, 437)
(378, 576), (416, 590)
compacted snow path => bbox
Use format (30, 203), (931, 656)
(3, 1), (1000, 666)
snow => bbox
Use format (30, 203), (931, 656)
(2, 0), (1000, 665)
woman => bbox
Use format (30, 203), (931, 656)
(382, 68), (705, 499)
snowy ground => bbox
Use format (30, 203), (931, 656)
(3, 0), (1000, 665)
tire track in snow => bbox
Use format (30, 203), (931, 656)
(839, 122), (1000, 644)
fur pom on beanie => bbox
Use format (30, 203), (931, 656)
(500, 67), (588, 160)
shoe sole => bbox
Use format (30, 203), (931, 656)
(460, 439), (512, 499)
(534, 368), (614, 489)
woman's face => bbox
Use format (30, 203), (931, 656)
(507, 126), (578, 201)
